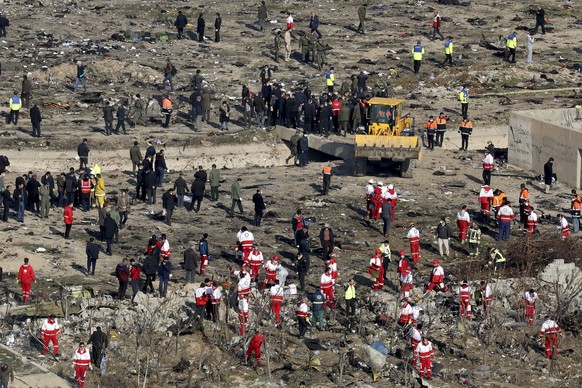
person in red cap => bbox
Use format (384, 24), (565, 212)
(368, 249), (384, 290)
(261, 255), (280, 290)
(397, 250), (410, 277)
(327, 253), (338, 280)
(17, 257), (36, 303)
(427, 259), (448, 292)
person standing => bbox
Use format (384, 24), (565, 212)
(415, 338), (435, 379)
(17, 257), (36, 303)
(162, 188), (176, 225)
(325, 67), (335, 93)
(505, 32), (517, 63)
(458, 116), (472, 151)
(424, 116), (437, 151)
(21, 74), (32, 109)
(309, 12), (320, 37)
(158, 257), (173, 297)
(214, 13), (221, 43)
(381, 199), (393, 237)
(219, 100), (230, 130)
(115, 102), (127, 134)
(526, 33), (534, 64)
(13, 184), (26, 223)
(74, 61), (87, 93)
(162, 59), (174, 93)
(310, 288), (326, 330)
(257, 1), (267, 32)
(412, 41), (425, 74)
(319, 223), (334, 259)
(77, 138), (90, 171)
(87, 326), (108, 370)
(73, 342), (91, 388)
(41, 315), (61, 356)
(103, 213), (118, 255)
(197, 13), (205, 42)
(63, 202), (74, 239)
(132, 93), (146, 126)
(0, 362), (14, 387)
(174, 10), (188, 39)
(172, 173), (188, 208)
(184, 244), (198, 283)
(482, 150), (494, 185)
(129, 141), (142, 175)
(432, 11), (444, 40)
(298, 133), (309, 167)
(2, 184), (12, 222)
(496, 199), (515, 241)
(543, 157), (554, 194)
(459, 85), (469, 118)
(39, 182), (50, 218)
(161, 95), (173, 128)
(284, 28), (292, 62)
(539, 316), (560, 359)
(295, 297), (309, 338)
(0, 12), (9, 38)
(522, 288), (538, 326)
(7, 92), (21, 125)
(252, 189), (265, 227)
(155, 149), (167, 188)
(209, 164), (220, 201)
(115, 258), (130, 300)
(85, 237), (99, 276)
(321, 162), (332, 195)
(201, 89), (211, 123)
(30, 103), (42, 137)
(534, 7), (546, 35)
(443, 37), (454, 66)
(357, 4), (366, 34)
(344, 278), (357, 316)
(571, 190), (581, 233)
(103, 101), (114, 136)
(198, 233), (209, 275)
(273, 31), (283, 63)
(230, 177), (243, 216)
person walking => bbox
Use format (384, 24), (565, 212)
(162, 188), (176, 225)
(321, 162), (332, 195)
(77, 138), (90, 171)
(252, 189), (265, 227)
(85, 237), (100, 276)
(230, 177), (243, 216)
(357, 4), (366, 34)
(197, 13), (205, 42)
(257, 1), (267, 32)
(115, 102), (127, 134)
(158, 257), (173, 297)
(162, 59), (175, 93)
(103, 101), (114, 136)
(30, 103), (42, 137)
(298, 133), (309, 167)
(103, 213), (118, 255)
(412, 40), (425, 74)
(17, 257), (36, 303)
(543, 157), (554, 194)
(184, 244), (198, 283)
(129, 141), (142, 175)
(533, 7), (546, 35)
(0, 12), (9, 38)
(87, 326), (108, 370)
(505, 32), (517, 63)
(7, 92), (21, 125)
(74, 61), (87, 93)
(115, 258), (130, 300)
(175, 10), (188, 39)
(459, 85), (469, 118)
(432, 11), (444, 40)
(63, 202), (74, 239)
(295, 297), (310, 338)
(526, 33), (534, 64)
(73, 342), (91, 388)
(21, 74), (32, 109)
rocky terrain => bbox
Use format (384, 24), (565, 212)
(0, 0), (582, 387)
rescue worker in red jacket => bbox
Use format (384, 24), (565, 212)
(270, 280), (284, 323)
(320, 267), (335, 308)
(41, 314), (61, 355)
(261, 255), (280, 290)
(399, 299), (413, 325)
(406, 222), (421, 263)
(370, 182), (384, 220)
(455, 280), (472, 320)
(415, 337), (435, 379)
(17, 257), (36, 303)
(73, 341), (92, 388)
(526, 204), (538, 236)
(522, 288), (538, 326)
(427, 259), (448, 292)
(539, 316), (561, 359)
(478, 185), (494, 221)
(368, 249), (384, 290)
(410, 323), (423, 368)
(386, 184), (397, 221)
(558, 213), (569, 240)
(245, 332), (267, 366)
(247, 245), (264, 282)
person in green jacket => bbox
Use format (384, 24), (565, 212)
(274, 31), (283, 63)
(357, 4), (366, 34)
(129, 141), (143, 175)
(39, 182), (51, 218)
(286, 130), (301, 164)
(110, 206), (121, 243)
(230, 177), (243, 216)
(209, 164), (221, 201)
(338, 102), (351, 137)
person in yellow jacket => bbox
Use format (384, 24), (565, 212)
(161, 95), (173, 128)
(8, 91), (22, 125)
(412, 40), (425, 74)
(506, 32), (517, 63)
(459, 85), (469, 117)
(94, 174), (106, 208)
(325, 67), (335, 93)
(443, 36), (453, 66)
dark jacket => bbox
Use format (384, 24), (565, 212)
(158, 260), (173, 280)
(197, 15), (205, 34)
(26, 179), (40, 198)
(2, 190), (12, 207)
(103, 216), (118, 239)
(146, 145), (156, 157)
(184, 247), (198, 271)
(319, 227), (335, 246)
(215, 16), (222, 30)
(298, 136), (309, 152)
(155, 153), (167, 171)
(309, 15), (320, 30)
(436, 222), (451, 239)
(41, 175), (54, 191)
(175, 13), (188, 29)
(144, 171), (157, 189)
(309, 291), (325, 311)
(194, 169), (207, 183)
(381, 201), (392, 220)
(65, 172), (78, 192)
(192, 179), (205, 197)
(116, 105), (126, 121)
(115, 263), (130, 281)
(86, 241), (100, 259)
(162, 191), (176, 210)
(88, 328), (108, 350)
(173, 176), (188, 195)
(78, 142), (90, 157)
(13, 188), (27, 204)
(253, 192), (265, 213)
(143, 254), (159, 275)
(544, 161), (553, 185)
(103, 105), (114, 121)
(30, 105), (42, 124)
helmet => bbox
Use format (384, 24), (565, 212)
(433, 259), (440, 265)
(368, 179), (374, 184)
(388, 184), (394, 190)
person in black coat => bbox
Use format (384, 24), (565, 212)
(144, 169), (157, 204)
(296, 252), (308, 291)
(296, 226), (310, 272)
(298, 134), (309, 167)
(142, 251), (159, 294)
(115, 102), (127, 134)
(30, 104), (42, 137)
(381, 200), (393, 237)
(183, 245), (199, 283)
(173, 173), (188, 207)
(197, 13), (205, 42)
(2, 184), (12, 222)
(534, 7), (545, 35)
(543, 157), (554, 194)
(85, 237), (100, 275)
(162, 188), (176, 225)
(103, 214), (118, 256)
(191, 178), (205, 212)
(302, 98), (315, 133)
(252, 189), (266, 227)
(136, 164), (146, 201)
(25, 175), (40, 213)
(0, 13), (9, 38)
(215, 13), (222, 43)
(175, 10), (188, 39)
(155, 150), (167, 188)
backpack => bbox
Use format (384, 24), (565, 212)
(325, 71), (332, 79)
(171, 65), (177, 76)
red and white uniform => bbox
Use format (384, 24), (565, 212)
(17, 263), (36, 303)
(406, 226), (420, 263)
(211, 287), (222, 305)
(296, 301), (308, 317)
(327, 257), (338, 280)
(365, 183), (374, 217)
(398, 256), (410, 275)
(539, 319), (561, 359)
(456, 209), (471, 242)
(237, 230), (255, 262)
(410, 327), (423, 354)
(238, 297), (249, 335)
(247, 250), (264, 280)
(261, 259), (280, 289)
(195, 286), (208, 306)
(320, 272), (335, 308)
(478, 186), (494, 215)
(455, 284), (472, 319)
(496, 204), (515, 223)
(286, 14), (294, 29)
(427, 265), (447, 292)
(400, 269), (413, 300)
(527, 211), (538, 237)
(400, 302), (413, 324)
(245, 333), (266, 365)
(231, 270), (251, 297)
(370, 186), (383, 220)
(482, 284), (492, 307)
(386, 185), (397, 221)
(559, 216), (569, 239)
(483, 153), (494, 172)
(415, 341), (434, 378)
(160, 239), (171, 259)
(41, 317), (61, 355)
(270, 284), (284, 323)
(411, 305), (422, 325)
(368, 254), (384, 290)
(522, 291), (538, 326)
(73, 346), (91, 388)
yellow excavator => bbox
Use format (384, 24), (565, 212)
(354, 97), (421, 178)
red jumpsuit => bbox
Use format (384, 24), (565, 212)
(41, 317), (60, 355)
(269, 284), (284, 323)
(17, 263), (36, 302)
(238, 297), (249, 335)
(427, 265), (448, 292)
(320, 272), (335, 308)
(415, 341), (434, 378)
(456, 210), (470, 242)
(456, 284), (472, 319)
(539, 319), (560, 359)
(522, 291), (537, 326)
(247, 250), (264, 281)
(261, 260), (279, 290)
(387, 188), (397, 221)
(368, 254), (384, 290)
(245, 333), (266, 366)
(407, 227), (420, 263)
(73, 346), (91, 388)
(370, 187), (383, 220)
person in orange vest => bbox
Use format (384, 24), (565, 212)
(161, 95), (173, 128)
(424, 116), (437, 150)
(539, 316), (561, 359)
(458, 116), (473, 151)
(518, 183), (530, 223)
(17, 257), (36, 303)
(245, 332), (267, 366)
(79, 173), (93, 212)
(73, 341), (92, 388)
(571, 189), (581, 233)
(435, 112), (448, 147)
(482, 151), (494, 185)
(491, 189), (506, 218)
(322, 162), (332, 195)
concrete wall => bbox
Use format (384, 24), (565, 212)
(508, 108), (582, 189)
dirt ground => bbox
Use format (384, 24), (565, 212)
(0, 0), (582, 387)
